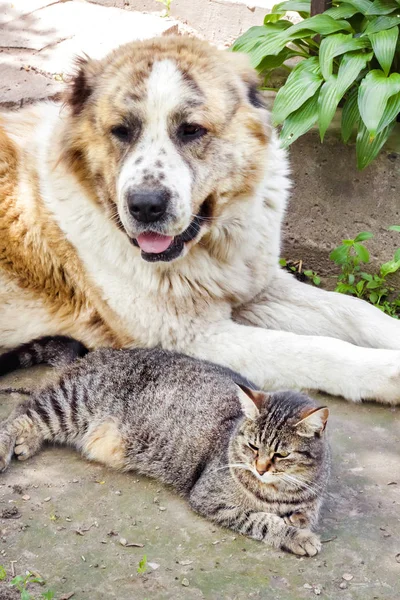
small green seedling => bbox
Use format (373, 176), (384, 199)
(137, 555), (148, 575)
(156, 0), (172, 17)
(10, 571), (54, 600)
(0, 565), (6, 581)
(303, 270), (321, 286)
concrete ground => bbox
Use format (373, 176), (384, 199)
(0, 367), (399, 600)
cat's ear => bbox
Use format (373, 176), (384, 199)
(294, 407), (329, 437)
(236, 384), (268, 421)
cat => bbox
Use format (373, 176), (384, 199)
(0, 339), (330, 556)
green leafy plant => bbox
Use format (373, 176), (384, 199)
(137, 555), (148, 575)
(232, 0), (400, 168)
(0, 565), (6, 581)
(329, 228), (400, 315)
(303, 269), (321, 285)
(10, 572), (55, 600)
(156, 0), (172, 17)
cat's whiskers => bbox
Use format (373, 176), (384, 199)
(280, 473), (320, 497)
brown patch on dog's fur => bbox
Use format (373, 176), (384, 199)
(0, 125), (132, 348)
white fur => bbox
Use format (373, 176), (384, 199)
(117, 60), (193, 236)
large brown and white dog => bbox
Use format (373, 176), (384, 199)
(1, 36), (400, 404)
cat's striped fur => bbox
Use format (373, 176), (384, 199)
(0, 344), (330, 556)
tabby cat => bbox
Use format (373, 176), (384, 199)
(0, 339), (330, 556)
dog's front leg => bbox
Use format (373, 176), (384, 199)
(234, 269), (400, 350)
(185, 320), (400, 404)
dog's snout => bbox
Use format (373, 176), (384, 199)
(127, 189), (169, 223)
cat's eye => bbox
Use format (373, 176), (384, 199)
(274, 451), (290, 459)
(247, 442), (259, 452)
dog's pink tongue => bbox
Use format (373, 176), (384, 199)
(136, 233), (173, 254)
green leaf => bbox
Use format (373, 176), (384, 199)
(377, 91), (400, 132)
(389, 225), (400, 232)
(0, 566), (6, 581)
(337, 50), (373, 97)
(357, 280), (366, 294)
(279, 91), (320, 147)
(395, 248), (400, 261)
(286, 14), (353, 39)
(319, 33), (370, 80)
(358, 70), (400, 136)
(330, 244), (349, 264)
(318, 76), (340, 140)
(380, 259), (400, 276)
(344, 0), (374, 14)
(341, 87), (360, 142)
(42, 591), (55, 600)
(366, 279), (381, 288)
(354, 243), (370, 262)
(21, 591), (32, 600)
(369, 26), (399, 75)
(325, 3), (359, 19)
(367, 0), (400, 15)
(361, 272), (373, 280)
(349, 273), (355, 284)
(272, 1), (311, 12)
(279, 258), (287, 266)
(356, 120), (395, 168)
(264, 12), (285, 23)
(272, 57), (322, 125)
(355, 231), (374, 241)
(258, 47), (298, 71)
(363, 15), (400, 34)
(369, 291), (379, 303)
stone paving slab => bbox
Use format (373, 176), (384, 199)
(0, 367), (399, 599)
(0, 0), (182, 107)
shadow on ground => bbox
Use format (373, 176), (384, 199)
(0, 367), (399, 600)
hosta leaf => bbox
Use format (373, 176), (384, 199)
(258, 47), (298, 72)
(279, 91), (320, 148)
(344, 0), (374, 14)
(286, 14), (352, 38)
(325, 3), (359, 19)
(337, 50), (373, 97)
(368, 26), (399, 75)
(318, 76), (340, 140)
(319, 33), (370, 80)
(358, 70), (400, 136)
(243, 31), (291, 67)
(363, 15), (400, 34)
(356, 120), (395, 168)
(231, 26), (271, 52)
(377, 91), (400, 132)
(342, 87), (360, 142)
(272, 57), (322, 125)
(367, 0), (399, 15)
(272, 1), (311, 11)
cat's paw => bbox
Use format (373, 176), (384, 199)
(0, 430), (15, 472)
(14, 434), (42, 461)
(283, 512), (309, 529)
(282, 528), (321, 557)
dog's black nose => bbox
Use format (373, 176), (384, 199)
(127, 189), (169, 223)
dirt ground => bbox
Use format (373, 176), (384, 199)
(0, 366), (399, 600)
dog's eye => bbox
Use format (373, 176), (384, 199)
(247, 442), (259, 452)
(274, 451), (290, 459)
(177, 123), (207, 142)
(111, 125), (132, 143)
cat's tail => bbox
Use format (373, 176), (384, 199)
(0, 336), (89, 376)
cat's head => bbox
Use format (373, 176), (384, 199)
(230, 385), (329, 499)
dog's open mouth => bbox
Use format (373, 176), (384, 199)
(130, 200), (210, 263)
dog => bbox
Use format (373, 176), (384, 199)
(1, 36), (400, 404)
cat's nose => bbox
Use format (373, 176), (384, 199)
(256, 458), (272, 475)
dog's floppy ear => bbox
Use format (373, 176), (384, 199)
(67, 54), (101, 116)
(224, 50), (266, 109)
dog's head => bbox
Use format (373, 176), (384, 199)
(62, 37), (271, 263)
